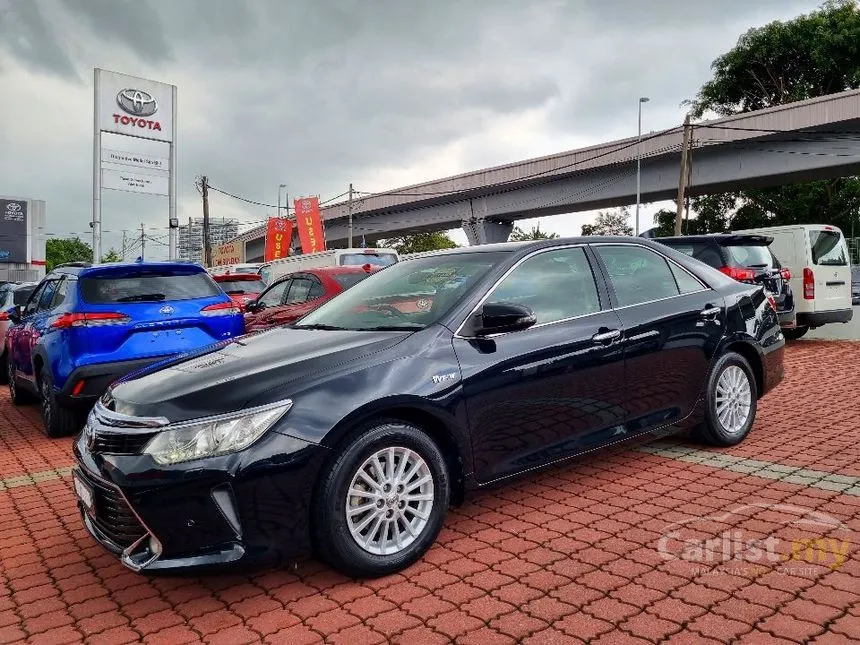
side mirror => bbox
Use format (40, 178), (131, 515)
(475, 302), (536, 336)
(244, 299), (260, 313)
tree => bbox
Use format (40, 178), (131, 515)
(381, 231), (459, 254)
(46, 237), (92, 271)
(101, 248), (122, 263)
(681, 1), (860, 237)
(509, 224), (559, 241)
(580, 207), (634, 236)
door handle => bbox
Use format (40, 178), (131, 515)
(592, 329), (621, 344)
(700, 306), (721, 318)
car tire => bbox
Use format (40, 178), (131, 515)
(38, 369), (82, 438)
(7, 356), (34, 405)
(313, 420), (450, 578)
(0, 350), (7, 385)
(696, 351), (757, 447)
(782, 326), (808, 341)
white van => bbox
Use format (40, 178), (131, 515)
(732, 224), (853, 339)
(259, 248), (398, 284)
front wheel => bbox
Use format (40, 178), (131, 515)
(39, 370), (83, 438)
(782, 326), (808, 341)
(313, 421), (450, 578)
(696, 351), (757, 447)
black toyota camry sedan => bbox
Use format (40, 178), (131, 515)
(72, 237), (785, 577)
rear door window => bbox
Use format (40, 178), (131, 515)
(285, 278), (313, 304)
(596, 245), (681, 307)
(80, 270), (221, 303)
(809, 230), (847, 266)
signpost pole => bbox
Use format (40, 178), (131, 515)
(168, 84), (178, 260)
(92, 69), (102, 264)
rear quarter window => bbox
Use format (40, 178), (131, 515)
(80, 270), (222, 304)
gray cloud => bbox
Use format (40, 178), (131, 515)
(0, 0), (824, 257)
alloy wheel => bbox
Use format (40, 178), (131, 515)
(345, 446), (435, 556)
(715, 365), (752, 434)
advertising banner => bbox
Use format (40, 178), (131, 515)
(212, 241), (245, 266)
(294, 197), (326, 254)
(264, 217), (294, 261)
(0, 199), (29, 264)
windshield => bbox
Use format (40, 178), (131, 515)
(340, 252), (398, 267)
(725, 244), (776, 269)
(809, 230), (847, 266)
(295, 252), (505, 331)
(217, 278), (266, 294)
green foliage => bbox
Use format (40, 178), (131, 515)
(509, 224), (559, 241)
(101, 248), (122, 263)
(381, 232), (459, 254)
(46, 237), (92, 271)
(679, 1), (860, 236)
(581, 207), (634, 236)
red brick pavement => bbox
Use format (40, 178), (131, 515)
(1, 342), (859, 643)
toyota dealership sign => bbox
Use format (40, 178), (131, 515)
(97, 70), (174, 143)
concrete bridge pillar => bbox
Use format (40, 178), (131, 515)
(461, 218), (513, 245)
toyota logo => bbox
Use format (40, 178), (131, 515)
(159, 305), (175, 316)
(116, 88), (158, 117)
(6, 203), (21, 212)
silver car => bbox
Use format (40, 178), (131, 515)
(0, 282), (37, 383)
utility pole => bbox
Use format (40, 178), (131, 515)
(140, 223), (145, 260)
(635, 97), (649, 235)
(347, 183), (354, 248)
(121, 230), (127, 261)
(674, 115), (692, 236)
(201, 175), (212, 266)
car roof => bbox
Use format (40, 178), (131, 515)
(657, 234), (773, 246)
(53, 260), (207, 277)
(400, 236), (675, 259)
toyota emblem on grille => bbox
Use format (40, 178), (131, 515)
(116, 88), (158, 117)
(159, 305), (175, 316)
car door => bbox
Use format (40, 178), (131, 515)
(245, 278), (292, 331)
(454, 245), (627, 483)
(9, 280), (48, 383)
(18, 278), (61, 386)
(591, 243), (725, 433)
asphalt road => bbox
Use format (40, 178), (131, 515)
(805, 305), (860, 340)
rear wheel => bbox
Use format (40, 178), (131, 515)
(38, 370), (83, 438)
(696, 351), (757, 447)
(782, 326), (808, 341)
(313, 420), (450, 578)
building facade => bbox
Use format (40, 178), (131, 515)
(177, 217), (239, 263)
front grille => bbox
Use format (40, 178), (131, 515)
(91, 430), (156, 455)
(86, 474), (147, 549)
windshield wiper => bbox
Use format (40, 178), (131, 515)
(355, 325), (422, 332)
(292, 323), (348, 330)
(116, 293), (167, 302)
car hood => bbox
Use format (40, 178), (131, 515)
(106, 327), (411, 422)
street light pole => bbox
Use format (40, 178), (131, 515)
(635, 96), (650, 235)
(278, 183), (286, 218)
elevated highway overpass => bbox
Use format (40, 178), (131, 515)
(235, 88), (860, 260)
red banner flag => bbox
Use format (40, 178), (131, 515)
(294, 196), (326, 254)
(264, 217), (293, 261)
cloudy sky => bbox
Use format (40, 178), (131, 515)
(1, 0), (823, 259)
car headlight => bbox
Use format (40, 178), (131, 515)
(143, 400), (292, 465)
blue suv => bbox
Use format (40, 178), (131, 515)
(4, 260), (244, 437)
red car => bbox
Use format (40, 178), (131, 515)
(244, 266), (376, 332)
(212, 273), (267, 312)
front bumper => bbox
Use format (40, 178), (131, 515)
(58, 357), (171, 408)
(72, 427), (329, 573)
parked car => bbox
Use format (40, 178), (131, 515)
(733, 224), (852, 339)
(5, 261), (243, 437)
(244, 266), (376, 332)
(211, 272), (267, 312)
(654, 234), (795, 330)
(72, 237), (784, 576)
(852, 266), (860, 306)
(0, 282), (37, 383)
